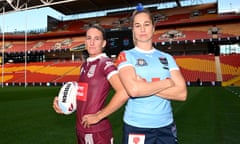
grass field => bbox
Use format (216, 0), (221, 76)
(0, 86), (240, 144)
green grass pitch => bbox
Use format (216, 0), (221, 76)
(0, 86), (240, 144)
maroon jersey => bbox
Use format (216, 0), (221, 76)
(76, 53), (117, 133)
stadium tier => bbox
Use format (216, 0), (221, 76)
(1, 3), (240, 86)
(0, 61), (81, 84)
(176, 55), (240, 83)
(0, 55), (239, 86)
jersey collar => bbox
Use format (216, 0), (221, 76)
(87, 53), (107, 62)
(135, 46), (156, 53)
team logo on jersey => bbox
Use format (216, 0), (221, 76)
(136, 58), (147, 66)
(159, 57), (169, 70)
(128, 134), (145, 144)
(116, 52), (127, 66)
(87, 64), (96, 78)
(159, 57), (168, 65)
(84, 134), (94, 144)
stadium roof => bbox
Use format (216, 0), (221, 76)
(0, 0), (183, 15)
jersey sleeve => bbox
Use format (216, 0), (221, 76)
(166, 54), (179, 71)
(116, 51), (134, 70)
(103, 58), (118, 80)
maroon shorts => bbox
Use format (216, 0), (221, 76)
(76, 128), (113, 144)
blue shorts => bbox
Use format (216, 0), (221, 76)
(123, 122), (178, 144)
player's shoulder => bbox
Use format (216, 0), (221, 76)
(99, 54), (112, 63)
(120, 48), (138, 58)
(155, 49), (173, 58)
(99, 54), (116, 67)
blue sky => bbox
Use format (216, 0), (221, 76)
(0, 7), (62, 32)
(0, 0), (239, 33)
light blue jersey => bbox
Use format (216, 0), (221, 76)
(118, 47), (179, 128)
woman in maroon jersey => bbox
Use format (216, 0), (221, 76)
(53, 25), (128, 144)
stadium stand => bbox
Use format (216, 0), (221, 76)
(1, 61), (80, 84)
(175, 55), (217, 82)
(1, 2), (240, 86)
(219, 55), (240, 81)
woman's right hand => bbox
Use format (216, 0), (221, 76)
(52, 96), (64, 114)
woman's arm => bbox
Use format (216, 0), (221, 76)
(82, 73), (129, 127)
(118, 65), (174, 97)
(156, 70), (187, 101)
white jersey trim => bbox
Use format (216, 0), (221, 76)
(107, 70), (118, 80)
(170, 67), (179, 71)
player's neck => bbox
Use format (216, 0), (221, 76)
(136, 42), (153, 51)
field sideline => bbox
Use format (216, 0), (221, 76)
(0, 86), (240, 144)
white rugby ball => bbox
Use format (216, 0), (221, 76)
(58, 81), (78, 115)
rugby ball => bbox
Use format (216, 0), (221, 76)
(58, 81), (78, 115)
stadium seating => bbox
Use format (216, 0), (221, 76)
(1, 3), (239, 86)
(173, 54), (240, 83)
(175, 55), (217, 82)
(219, 55), (240, 81)
(1, 61), (81, 83)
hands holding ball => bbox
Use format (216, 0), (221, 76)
(53, 81), (78, 115)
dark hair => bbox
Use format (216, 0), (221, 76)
(130, 8), (154, 26)
(86, 24), (106, 40)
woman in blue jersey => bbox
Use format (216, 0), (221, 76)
(116, 7), (187, 144)
(82, 5), (187, 144)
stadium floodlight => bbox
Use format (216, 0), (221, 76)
(2, 0), (78, 14)
(6, 0), (13, 4)
(6, 0), (21, 11)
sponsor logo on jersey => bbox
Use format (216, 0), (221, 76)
(116, 52), (127, 66)
(152, 77), (160, 81)
(77, 82), (88, 101)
